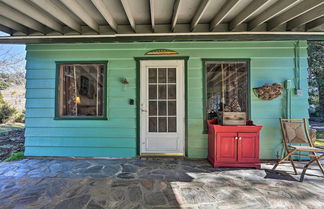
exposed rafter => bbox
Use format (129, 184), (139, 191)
(0, 0), (323, 38)
(287, 4), (324, 30)
(0, 16), (28, 35)
(190, 0), (210, 31)
(268, 0), (324, 31)
(149, 0), (155, 31)
(0, 2), (45, 33)
(171, 0), (182, 32)
(248, 0), (301, 31)
(60, 0), (99, 32)
(121, 0), (136, 32)
(0, 25), (13, 35)
(2, 0), (63, 33)
(91, 0), (118, 32)
(229, 0), (268, 31)
(306, 16), (324, 31)
(210, 0), (240, 31)
(30, 0), (81, 33)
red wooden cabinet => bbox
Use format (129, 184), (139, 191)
(207, 120), (262, 168)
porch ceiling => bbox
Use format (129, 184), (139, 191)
(0, 0), (324, 43)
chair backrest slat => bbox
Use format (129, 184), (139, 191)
(280, 118), (313, 147)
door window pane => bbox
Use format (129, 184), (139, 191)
(206, 61), (248, 120)
(149, 101), (157, 116)
(147, 67), (177, 133)
(158, 68), (167, 83)
(168, 117), (176, 132)
(149, 117), (157, 132)
(168, 68), (176, 83)
(158, 117), (167, 132)
(149, 85), (157, 99)
(149, 68), (157, 83)
(158, 85), (167, 99)
(58, 63), (105, 118)
(158, 101), (167, 116)
(168, 85), (176, 99)
(168, 101), (176, 116)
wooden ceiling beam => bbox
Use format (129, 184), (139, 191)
(0, 24), (13, 35)
(60, 0), (99, 32)
(229, 0), (268, 31)
(287, 4), (324, 30)
(268, 0), (324, 31)
(171, 0), (182, 32)
(30, 0), (81, 33)
(149, 0), (155, 32)
(91, 0), (118, 32)
(0, 2), (45, 33)
(306, 16), (324, 31)
(248, 0), (301, 31)
(190, 0), (210, 31)
(2, 0), (63, 33)
(210, 0), (240, 31)
(121, 0), (136, 32)
(0, 16), (28, 35)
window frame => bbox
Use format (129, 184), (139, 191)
(54, 61), (108, 120)
(202, 59), (251, 131)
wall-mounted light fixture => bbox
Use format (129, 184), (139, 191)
(120, 78), (129, 85)
(120, 78), (129, 90)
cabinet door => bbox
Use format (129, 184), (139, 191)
(238, 133), (259, 162)
(217, 133), (237, 162)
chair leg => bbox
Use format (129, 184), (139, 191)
(311, 152), (324, 176)
(272, 152), (293, 171)
(300, 158), (317, 182)
(289, 156), (298, 175)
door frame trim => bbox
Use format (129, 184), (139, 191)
(135, 56), (189, 156)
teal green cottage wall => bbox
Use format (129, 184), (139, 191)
(24, 41), (309, 159)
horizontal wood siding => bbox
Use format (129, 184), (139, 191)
(25, 41), (309, 159)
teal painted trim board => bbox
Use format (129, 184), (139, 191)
(24, 41), (309, 159)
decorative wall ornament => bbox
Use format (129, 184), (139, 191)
(145, 49), (178, 56)
(253, 83), (283, 100)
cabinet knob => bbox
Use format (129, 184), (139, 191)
(235, 136), (238, 140)
(239, 137), (242, 140)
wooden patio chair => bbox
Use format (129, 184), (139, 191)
(272, 118), (324, 182)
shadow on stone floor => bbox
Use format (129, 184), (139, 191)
(264, 169), (298, 182)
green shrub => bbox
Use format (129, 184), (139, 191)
(0, 92), (5, 104)
(0, 103), (16, 123)
(4, 152), (24, 162)
(13, 111), (25, 123)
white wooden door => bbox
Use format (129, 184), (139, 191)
(140, 60), (185, 155)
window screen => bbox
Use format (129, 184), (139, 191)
(57, 63), (106, 118)
(206, 61), (248, 120)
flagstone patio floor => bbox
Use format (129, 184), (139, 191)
(0, 158), (323, 209)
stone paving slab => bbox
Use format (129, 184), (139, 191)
(0, 158), (323, 209)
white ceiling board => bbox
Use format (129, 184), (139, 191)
(102, 0), (129, 24)
(126, 0), (151, 24)
(78, 0), (106, 25)
(222, 0), (253, 22)
(243, 0), (279, 22)
(49, 0), (84, 25)
(199, 0), (227, 23)
(177, 0), (202, 24)
(154, 0), (174, 24)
